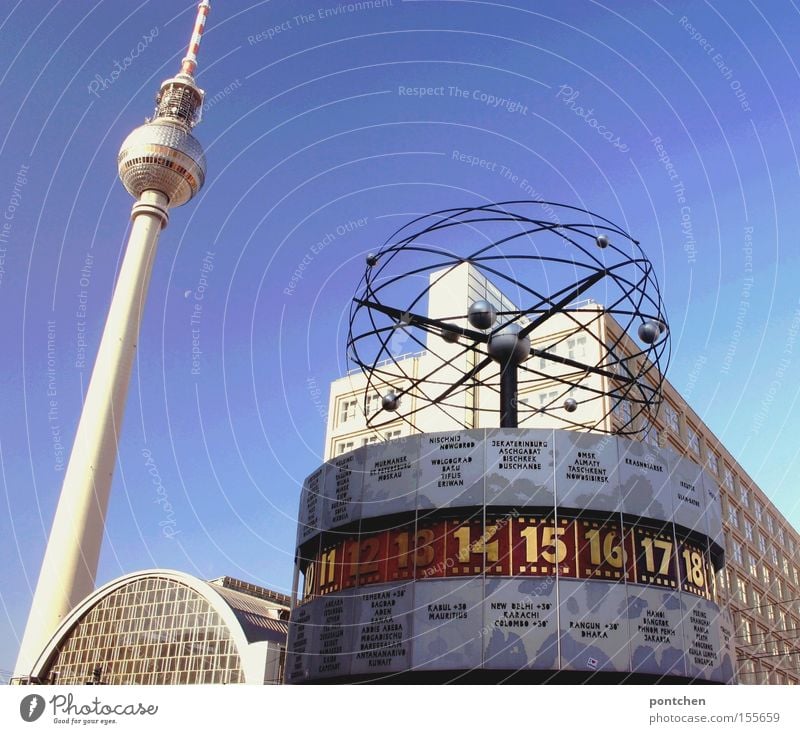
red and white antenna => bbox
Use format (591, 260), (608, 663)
(181, 0), (211, 76)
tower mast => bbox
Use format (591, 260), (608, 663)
(15, 2), (212, 680)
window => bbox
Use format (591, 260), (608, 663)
(783, 556), (791, 576)
(794, 566), (799, 587)
(766, 514), (775, 533)
(732, 540), (743, 565)
(749, 553), (759, 579)
(366, 394), (381, 414)
(539, 343), (557, 370)
(771, 546), (779, 566)
(736, 576), (748, 603)
(759, 534), (767, 554)
(763, 565), (771, 587)
(645, 427), (659, 447)
(335, 440), (355, 455)
(778, 528), (785, 545)
(664, 404), (679, 433)
(338, 398), (357, 424)
(361, 435), (379, 447)
(385, 429), (402, 440)
(538, 390), (559, 407)
(754, 501), (763, 522)
(567, 335), (587, 360)
(706, 452), (718, 476)
(728, 505), (740, 530)
(723, 467), (734, 492)
(687, 426), (699, 454)
(740, 485), (750, 508)
(744, 519), (753, 542)
(603, 341), (621, 374)
(743, 617), (754, 644)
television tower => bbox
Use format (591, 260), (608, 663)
(15, 2), (212, 679)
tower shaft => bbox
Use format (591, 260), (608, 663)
(15, 0), (211, 683)
(14, 191), (168, 677)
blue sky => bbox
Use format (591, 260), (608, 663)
(2, 0), (800, 678)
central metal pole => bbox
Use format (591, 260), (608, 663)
(500, 361), (518, 428)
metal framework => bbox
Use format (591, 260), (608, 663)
(347, 200), (670, 437)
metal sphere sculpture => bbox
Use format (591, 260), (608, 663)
(347, 201), (670, 437)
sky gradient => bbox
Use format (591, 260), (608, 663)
(2, 0), (800, 680)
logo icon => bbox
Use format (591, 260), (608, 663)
(20, 694), (45, 722)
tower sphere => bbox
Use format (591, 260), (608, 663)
(564, 397), (578, 412)
(118, 121), (206, 207)
(488, 323), (531, 365)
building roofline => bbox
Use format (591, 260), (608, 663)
(27, 569), (272, 684)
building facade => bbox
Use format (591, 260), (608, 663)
(17, 570), (289, 685)
(323, 264), (800, 684)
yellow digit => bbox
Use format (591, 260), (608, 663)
(603, 532), (624, 568)
(303, 563), (315, 598)
(682, 548), (705, 587)
(454, 526), (471, 562)
(653, 539), (672, 575)
(415, 528), (435, 567)
(317, 548), (338, 590)
(541, 526), (567, 564)
(521, 526), (538, 563)
(393, 531), (410, 569)
(479, 525), (500, 563)
(643, 537), (672, 576)
(642, 537), (655, 573)
(586, 529), (601, 565)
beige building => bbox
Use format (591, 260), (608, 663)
(327, 263), (800, 684)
